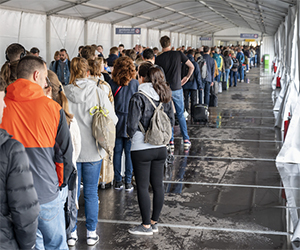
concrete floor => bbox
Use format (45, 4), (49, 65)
(71, 67), (291, 250)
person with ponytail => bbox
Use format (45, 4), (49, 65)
(127, 62), (174, 235)
(1, 60), (19, 86)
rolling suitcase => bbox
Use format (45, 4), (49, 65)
(193, 90), (209, 123)
(222, 81), (227, 91)
(209, 85), (218, 107)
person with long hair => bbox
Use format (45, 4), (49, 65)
(64, 57), (118, 246)
(127, 62), (174, 235)
(88, 58), (114, 104)
(1, 60), (19, 86)
(109, 56), (139, 191)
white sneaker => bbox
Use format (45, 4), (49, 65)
(87, 230), (99, 246)
(241, 80), (244, 83)
(246, 70), (249, 73)
(237, 79), (241, 82)
(67, 230), (78, 246)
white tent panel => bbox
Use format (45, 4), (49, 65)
(179, 33), (186, 47)
(113, 25), (132, 50)
(261, 36), (275, 65)
(0, 9), (22, 66)
(19, 12), (47, 60)
(161, 30), (170, 39)
(148, 29), (159, 49)
(171, 32), (178, 49)
(87, 22), (111, 57)
(132, 28), (148, 48)
(185, 34), (192, 47)
(49, 16), (84, 63)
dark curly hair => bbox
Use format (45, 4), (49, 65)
(112, 57), (136, 86)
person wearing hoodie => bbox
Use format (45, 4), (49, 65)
(109, 56), (139, 191)
(0, 76), (40, 250)
(106, 46), (119, 71)
(182, 49), (202, 119)
(64, 57), (118, 246)
(127, 62), (174, 235)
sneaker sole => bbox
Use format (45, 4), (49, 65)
(128, 229), (153, 235)
(87, 236), (99, 246)
(114, 186), (123, 190)
(152, 228), (159, 233)
(125, 187), (134, 192)
(67, 239), (78, 247)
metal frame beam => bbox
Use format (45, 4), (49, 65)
(46, 0), (90, 16)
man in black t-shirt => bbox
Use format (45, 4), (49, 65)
(155, 36), (194, 149)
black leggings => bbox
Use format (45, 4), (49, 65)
(131, 147), (167, 225)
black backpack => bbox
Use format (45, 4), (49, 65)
(232, 58), (239, 69)
(181, 63), (194, 82)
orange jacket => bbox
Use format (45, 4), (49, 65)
(0, 79), (73, 204)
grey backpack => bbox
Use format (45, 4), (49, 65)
(138, 91), (172, 145)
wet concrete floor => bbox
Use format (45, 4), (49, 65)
(72, 67), (290, 249)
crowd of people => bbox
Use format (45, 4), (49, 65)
(0, 37), (260, 249)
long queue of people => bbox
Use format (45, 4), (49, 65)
(0, 37), (260, 249)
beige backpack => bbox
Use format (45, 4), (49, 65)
(138, 91), (172, 145)
(90, 90), (116, 159)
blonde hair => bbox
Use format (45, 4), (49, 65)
(48, 70), (74, 126)
(69, 57), (89, 85)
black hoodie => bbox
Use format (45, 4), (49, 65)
(0, 128), (40, 250)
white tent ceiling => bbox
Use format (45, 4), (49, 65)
(0, 0), (296, 36)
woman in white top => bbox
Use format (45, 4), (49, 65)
(64, 57), (118, 246)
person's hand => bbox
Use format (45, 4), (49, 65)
(181, 76), (188, 86)
(210, 82), (214, 86)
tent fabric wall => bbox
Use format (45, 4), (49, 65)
(273, 3), (300, 241)
(148, 29), (159, 49)
(113, 25), (132, 51)
(50, 16), (84, 64)
(87, 22), (111, 58)
(171, 32), (178, 49)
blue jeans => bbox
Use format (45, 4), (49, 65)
(230, 70), (238, 87)
(238, 66), (244, 81)
(73, 160), (102, 232)
(199, 80), (211, 106)
(113, 137), (133, 183)
(225, 69), (230, 84)
(171, 89), (189, 141)
(35, 188), (68, 250)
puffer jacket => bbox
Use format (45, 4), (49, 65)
(0, 129), (40, 250)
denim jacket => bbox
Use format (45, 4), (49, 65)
(53, 59), (70, 85)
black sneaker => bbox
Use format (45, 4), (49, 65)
(125, 183), (134, 192)
(114, 181), (123, 190)
(128, 224), (153, 235)
(151, 223), (158, 233)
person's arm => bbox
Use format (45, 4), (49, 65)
(165, 101), (175, 127)
(181, 59), (194, 86)
(127, 94), (143, 138)
(194, 63), (203, 90)
(55, 109), (74, 188)
(211, 60), (215, 86)
(7, 140), (40, 250)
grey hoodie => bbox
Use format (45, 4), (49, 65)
(64, 78), (118, 162)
